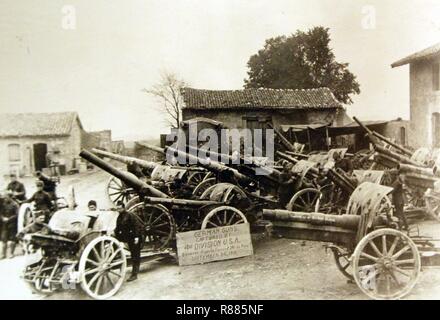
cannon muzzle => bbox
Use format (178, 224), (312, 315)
(375, 144), (424, 167)
(91, 148), (158, 171)
(80, 149), (168, 198)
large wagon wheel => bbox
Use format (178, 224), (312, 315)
(187, 171), (209, 188)
(79, 235), (127, 300)
(201, 206), (248, 229)
(425, 190), (440, 222)
(17, 203), (35, 233)
(125, 196), (141, 211)
(352, 228), (421, 300)
(106, 177), (134, 206)
(129, 203), (175, 250)
(286, 188), (320, 212)
(222, 185), (247, 203)
(192, 178), (217, 199)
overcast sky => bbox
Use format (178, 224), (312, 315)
(0, 0), (439, 140)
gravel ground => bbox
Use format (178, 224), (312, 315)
(0, 169), (440, 300)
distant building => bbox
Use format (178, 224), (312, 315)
(392, 42), (440, 148)
(180, 87), (347, 150)
(0, 112), (99, 177)
(90, 130), (112, 151)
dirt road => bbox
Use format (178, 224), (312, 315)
(1, 170), (440, 300)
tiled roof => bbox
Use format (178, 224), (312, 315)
(392, 42), (440, 68)
(0, 112), (79, 137)
(181, 87), (342, 110)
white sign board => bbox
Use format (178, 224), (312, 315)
(176, 223), (253, 266)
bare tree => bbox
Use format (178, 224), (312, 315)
(144, 72), (186, 128)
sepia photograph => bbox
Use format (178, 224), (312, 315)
(1, 0), (440, 305)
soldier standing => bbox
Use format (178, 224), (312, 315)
(277, 164), (297, 208)
(114, 201), (145, 282)
(390, 170), (409, 230)
(0, 193), (19, 259)
(6, 173), (26, 202)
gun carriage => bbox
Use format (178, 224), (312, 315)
(90, 148), (212, 207)
(353, 117), (440, 222)
(80, 150), (251, 250)
(263, 181), (440, 300)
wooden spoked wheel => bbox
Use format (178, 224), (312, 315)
(106, 177), (135, 206)
(352, 228), (421, 300)
(192, 178), (217, 199)
(222, 186), (248, 203)
(201, 206), (248, 229)
(79, 236), (127, 300)
(187, 171), (209, 188)
(331, 248), (353, 280)
(17, 203), (35, 233)
(129, 203), (175, 250)
(425, 191), (440, 222)
(125, 196), (141, 211)
(286, 188), (320, 212)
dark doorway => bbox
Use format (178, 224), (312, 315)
(33, 143), (48, 171)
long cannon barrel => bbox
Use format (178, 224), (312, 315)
(164, 145), (253, 184)
(373, 152), (399, 168)
(285, 151), (308, 159)
(142, 143), (252, 183)
(372, 131), (412, 156)
(375, 144), (424, 167)
(186, 144), (281, 179)
(267, 123), (296, 152)
(80, 149), (168, 198)
(137, 143), (166, 155)
(276, 151), (299, 164)
(262, 209), (384, 231)
(353, 117), (377, 143)
(91, 148), (158, 171)
(263, 210), (361, 230)
(327, 168), (356, 193)
(145, 197), (219, 207)
(398, 163), (436, 177)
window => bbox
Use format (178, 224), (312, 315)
(433, 63), (440, 91)
(8, 144), (20, 162)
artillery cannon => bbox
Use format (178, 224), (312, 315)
(80, 150), (251, 250)
(262, 182), (440, 300)
(90, 148), (212, 206)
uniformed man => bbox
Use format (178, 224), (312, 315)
(114, 201), (145, 282)
(23, 181), (54, 223)
(6, 174), (26, 202)
(35, 171), (57, 201)
(390, 170), (409, 230)
(333, 152), (354, 175)
(0, 193), (19, 259)
(277, 164), (297, 208)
